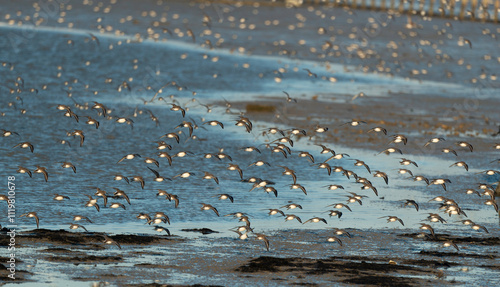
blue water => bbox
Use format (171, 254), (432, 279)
(0, 1), (499, 285)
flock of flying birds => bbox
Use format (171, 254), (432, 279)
(0, 1), (499, 254)
(1, 84), (499, 252)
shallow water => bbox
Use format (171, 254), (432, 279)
(0, 1), (499, 286)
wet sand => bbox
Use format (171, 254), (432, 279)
(1, 0), (499, 286)
(1, 227), (499, 285)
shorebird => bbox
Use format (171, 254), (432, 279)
(115, 117), (134, 128)
(427, 213), (447, 223)
(471, 223), (489, 233)
(83, 116), (99, 129)
(1, 129), (19, 137)
(53, 194), (70, 201)
(455, 141), (473, 152)
(413, 175), (429, 185)
(131, 176), (145, 189)
(137, 213), (152, 222)
(240, 146), (261, 153)
(173, 172), (195, 179)
(157, 152), (173, 166)
(269, 146), (287, 158)
(419, 224), (435, 237)
(327, 210), (343, 218)
(173, 151), (193, 158)
(85, 200), (100, 212)
(332, 228), (352, 238)
(231, 230), (249, 240)
(367, 127), (387, 135)
(117, 153), (141, 164)
(92, 102), (108, 117)
(232, 225), (253, 234)
(147, 167), (171, 182)
(315, 162), (332, 175)
(13, 142), (34, 153)
(361, 182), (378, 196)
(403, 200), (419, 211)
(283, 91), (297, 103)
(109, 202), (126, 210)
(61, 162), (76, 173)
(284, 214), (302, 223)
(114, 174), (129, 184)
(443, 241), (459, 251)
(289, 128), (306, 135)
(278, 166), (297, 184)
(34, 166), (48, 182)
(484, 199), (499, 212)
(398, 169), (413, 176)
(324, 184), (344, 190)
(449, 161), (469, 171)
(16, 166), (32, 177)
(380, 216), (404, 226)
(400, 158), (418, 167)
(203, 120), (224, 129)
(170, 103), (186, 117)
(267, 209), (285, 216)
(303, 217), (327, 224)
(373, 171), (388, 184)
(342, 120), (366, 127)
(327, 203), (352, 212)
(465, 189), (481, 196)
(281, 203), (302, 210)
(353, 160), (371, 173)
(346, 195), (363, 205)
(20, 212), (39, 229)
(264, 186), (278, 197)
(325, 153), (350, 162)
(102, 235), (121, 249)
(147, 217), (169, 225)
(297, 151), (315, 163)
(154, 226), (171, 235)
(288, 183), (307, 195)
(161, 132), (180, 144)
(314, 126), (328, 133)
(248, 160), (271, 167)
(429, 178), (451, 191)
(73, 215), (92, 223)
(378, 147), (403, 155)
(478, 169), (500, 176)
(429, 196), (448, 203)
(235, 119), (252, 133)
(264, 127), (285, 137)
(69, 130), (85, 146)
(200, 203), (219, 216)
(113, 188), (131, 205)
(424, 137), (445, 147)
(144, 157), (159, 167)
(227, 164), (243, 179)
(327, 236), (343, 246)
(316, 144), (335, 155)
(155, 141), (172, 150)
(69, 224), (88, 232)
(203, 172), (219, 184)
(166, 193), (180, 208)
(441, 148), (458, 156)
(175, 121), (194, 137)
(93, 188), (108, 207)
(255, 233), (270, 251)
(214, 194), (234, 203)
(303, 68), (317, 78)
(389, 134), (408, 145)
